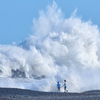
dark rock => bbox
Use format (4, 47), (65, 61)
(11, 69), (26, 78)
(34, 75), (46, 79)
(0, 88), (100, 100)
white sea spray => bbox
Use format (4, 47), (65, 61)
(0, 1), (100, 92)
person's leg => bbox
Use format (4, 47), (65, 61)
(64, 86), (67, 92)
(58, 87), (60, 92)
(58, 87), (59, 92)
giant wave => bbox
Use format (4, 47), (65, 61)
(0, 1), (100, 92)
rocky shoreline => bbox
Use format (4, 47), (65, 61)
(0, 88), (100, 100)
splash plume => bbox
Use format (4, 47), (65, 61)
(0, 1), (100, 92)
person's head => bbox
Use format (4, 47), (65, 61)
(64, 80), (66, 82)
(58, 82), (59, 83)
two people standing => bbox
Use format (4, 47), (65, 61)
(57, 80), (68, 92)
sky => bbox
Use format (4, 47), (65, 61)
(0, 0), (100, 45)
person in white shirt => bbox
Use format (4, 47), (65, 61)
(63, 80), (68, 92)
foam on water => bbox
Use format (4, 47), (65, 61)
(0, 1), (100, 92)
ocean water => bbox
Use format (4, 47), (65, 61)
(0, 1), (100, 92)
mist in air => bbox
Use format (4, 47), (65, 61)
(0, 1), (100, 92)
